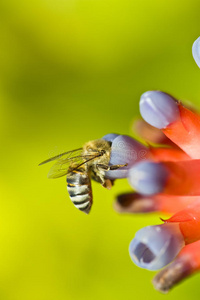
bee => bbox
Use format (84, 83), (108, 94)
(39, 138), (127, 214)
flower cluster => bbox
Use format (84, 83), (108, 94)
(106, 37), (200, 293)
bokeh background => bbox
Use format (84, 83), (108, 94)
(1, 0), (200, 299)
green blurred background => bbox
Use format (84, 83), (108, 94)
(1, 0), (200, 299)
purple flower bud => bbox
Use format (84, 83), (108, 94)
(192, 36), (200, 68)
(129, 224), (184, 271)
(102, 133), (119, 142)
(104, 135), (148, 179)
(128, 161), (169, 195)
(140, 91), (180, 129)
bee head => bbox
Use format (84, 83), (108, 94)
(83, 139), (111, 156)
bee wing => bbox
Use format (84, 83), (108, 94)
(47, 153), (101, 179)
(47, 155), (86, 178)
(39, 148), (83, 166)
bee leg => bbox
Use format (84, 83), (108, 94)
(96, 163), (128, 171)
(102, 179), (114, 190)
(109, 163), (128, 170)
(96, 164), (110, 171)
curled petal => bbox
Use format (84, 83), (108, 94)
(165, 200), (200, 244)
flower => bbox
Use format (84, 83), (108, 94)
(110, 41), (200, 292)
(102, 36), (200, 293)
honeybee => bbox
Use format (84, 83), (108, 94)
(39, 139), (127, 214)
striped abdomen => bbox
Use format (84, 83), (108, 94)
(67, 167), (93, 214)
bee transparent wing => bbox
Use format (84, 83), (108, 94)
(47, 153), (101, 179)
(47, 155), (88, 178)
(40, 148), (103, 179)
(39, 148), (83, 166)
